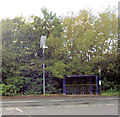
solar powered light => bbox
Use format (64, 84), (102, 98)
(40, 36), (48, 49)
(40, 36), (48, 95)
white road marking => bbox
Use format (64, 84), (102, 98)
(105, 104), (115, 106)
(2, 100), (38, 104)
(6, 107), (23, 112)
(78, 105), (88, 107)
(36, 106), (46, 108)
(7, 101), (37, 103)
(105, 98), (118, 100)
(57, 106), (62, 108)
(50, 100), (65, 102)
(15, 108), (23, 112)
(6, 108), (16, 110)
(64, 105), (76, 107)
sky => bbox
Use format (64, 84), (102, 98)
(0, 0), (119, 19)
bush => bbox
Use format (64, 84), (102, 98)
(1, 84), (15, 96)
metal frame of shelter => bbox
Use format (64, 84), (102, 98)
(63, 75), (99, 95)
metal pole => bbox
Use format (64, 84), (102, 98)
(43, 48), (45, 95)
(99, 69), (101, 95)
(99, 75), (101, 95)
(91, 77), (92, 95)
(63, 77), (66, 95)
(96, 76), (98, 95)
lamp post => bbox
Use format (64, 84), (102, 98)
(40, 36), (48, 95)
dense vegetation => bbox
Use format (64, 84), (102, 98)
(1, 8), (119, 96)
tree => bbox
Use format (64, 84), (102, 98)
(2, 8), (64, 95)
(1, 8), (119, 95)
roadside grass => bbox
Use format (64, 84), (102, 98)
(2, 92), (120, 97)
(102, 91), (120, 96)
(4, 93), (64, 97)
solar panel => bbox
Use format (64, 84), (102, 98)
(40, 36), (47, 48)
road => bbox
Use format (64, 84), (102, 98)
(1, 95), (119, 115)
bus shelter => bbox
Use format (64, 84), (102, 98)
(63, 75), (100, 95)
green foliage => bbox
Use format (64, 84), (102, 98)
(1, 84), (15, 96)
(23, 77), (43, 95)
(2, 7), (118, 96)
(102, 91), (120, 96)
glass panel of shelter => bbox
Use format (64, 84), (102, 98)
(64, 75), (98, 95)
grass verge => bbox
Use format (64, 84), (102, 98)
(101, 91), (120, 96)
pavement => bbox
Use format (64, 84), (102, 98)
(1, 95), (119, 115)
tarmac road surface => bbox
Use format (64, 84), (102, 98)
(1, 95), (119, 115)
